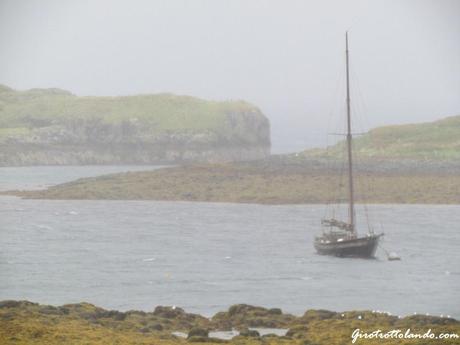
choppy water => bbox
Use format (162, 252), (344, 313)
(0, 166), (459, 318)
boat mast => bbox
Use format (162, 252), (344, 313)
(345, 32), (356, 234)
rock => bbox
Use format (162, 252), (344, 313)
(238, 328), (260, 337)
(0, 301), (21, 308)
(153, 306), (185, 319)
(187, 336), (228, 343)
(300, 309), (338, 322)
(286, 325), (309, 338)
(211, 304), (296, 329)
(268, 308), (283, 315)
(187, 327), (209, 338)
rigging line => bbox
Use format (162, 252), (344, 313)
(350, 70), (378, 225)
(324, 65), (346, 216)
(326, 59), (346, 140)
(350, 60), (373, 137)
(351, 60), (371, 208)
(352, 67), (381, 207)
(330, 107), (348, 216)
(349, 63), (367, 141)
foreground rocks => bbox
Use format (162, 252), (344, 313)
(0, 300), (458, 345)
(212, 304), (296, 329)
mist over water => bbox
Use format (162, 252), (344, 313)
(1, 0), (459, 152)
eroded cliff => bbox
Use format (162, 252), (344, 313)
(0, 85), (270, 165)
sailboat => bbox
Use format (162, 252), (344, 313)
(314, 33), (383, 258)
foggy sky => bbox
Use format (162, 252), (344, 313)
(1, 0), (459, 152)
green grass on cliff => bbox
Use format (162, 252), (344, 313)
(307, 115), (460, 160)
(0, 84), (262, 135)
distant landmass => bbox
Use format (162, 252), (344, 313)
(8, 114), (460, 204)
(306, 115), (460, 160)
(0, 84), (270, 166)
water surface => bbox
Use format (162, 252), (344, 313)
(0, 166), (458, 318)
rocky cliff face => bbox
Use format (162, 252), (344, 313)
(0, 85), (270, 166)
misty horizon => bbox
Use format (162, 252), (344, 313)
(1, 0), (459, 153)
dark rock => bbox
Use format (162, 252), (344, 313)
(286, 325), (309, 337)
(0, 301), (22, 308)
(153, 306), (185, 319)
(301, 309), (337, 322)
(187, 327), (209, 338)
(211, 304), (296, 330)
(239, 328), (260, 337)
(268, 308), (282, 315)
(228, 304), (257, 316)
(0, 300), (37, 308)
(101, 310), (126, 321)
(126, 310), (147, 317)
(58, 306), (70, 315)
(248, 318), (277, 328)
(187, 336), (228, 343)
(399, 315), (459, 326)
(150, 323), (164, 331)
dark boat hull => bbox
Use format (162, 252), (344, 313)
(314, 234), (382, 258)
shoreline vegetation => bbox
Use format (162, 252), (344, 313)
(1, 300), (459, 345)
(5, 156), (460, 204)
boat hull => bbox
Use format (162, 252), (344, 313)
(314, 234), (382, 258)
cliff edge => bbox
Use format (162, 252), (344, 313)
(0, 85), (270, 166)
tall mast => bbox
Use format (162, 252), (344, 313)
(345, 32), (356, 234)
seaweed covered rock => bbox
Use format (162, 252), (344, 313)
(152, 306), (210, 330)
(187, 327), (209, 338)
(238, 328), (260, 337)
(187, 336), (228, 343)
(299, 309), (338, 322)
(211, 304), (296, 329)
(153, 306), (186, 319)
(0, 300), (37, 309)
(397, 314), (458, 327)
(286, 325), (309, 338)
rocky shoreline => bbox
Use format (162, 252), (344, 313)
(1, 300), (458, 345)
(7, 156), (460, 204)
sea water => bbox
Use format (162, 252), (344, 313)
(0, 166), (459, 318)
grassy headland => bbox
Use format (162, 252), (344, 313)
(0, 84), (261, 133)
(1, 301), (458, 345)
(0, 84), (270, 165)
(307, 115), (460, 160)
